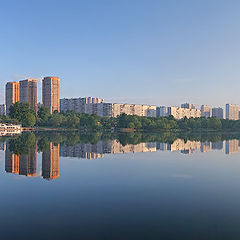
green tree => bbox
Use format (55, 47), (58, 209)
(65, 115), (80, 128)
(9, 102), (36, 127)
(9, 132), (36, 155)
(49, 113), (64, 127)
(22, 112), (36, 127)
(38, 106), (50, 122)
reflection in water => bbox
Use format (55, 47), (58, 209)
(2, 132), (240, 180)
(42, 143), (60, 180)
(212, 141), (223, 150)
(0, 141), (6, 151)
(201, 142), (211, 153)
(19, 146), (37, 177)
(166, 139), (201, 153)
(226, 139), (239, 154)
(2, 133), (240, 239)
(58, 138), (240, 159)
(4, 141), (60, 180)
(60, 140), (156, 159)
(5, 144), (19, 174)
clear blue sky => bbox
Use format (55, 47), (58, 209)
(0, 0), (240, 108)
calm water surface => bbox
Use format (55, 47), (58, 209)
(1, 132), (240, 239)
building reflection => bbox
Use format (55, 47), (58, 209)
(164, 139), (201, 154)
(226, 140), (239, 154)
(19, 146), (37, 177)
(5, 144), (19, 174)
(59, 138), (226, 158)
(5, 142), (60, 180)
(3, 136), (240, 181)
(42, 143), (60, 180)
(5, 144), (37, 176)
(60, 140), (156, 159)
(201, 142), (211, 153)
(212, 141), (223, 150)
(0, 142), (6, 151)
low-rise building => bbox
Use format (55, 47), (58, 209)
(0, 124), (22, 136)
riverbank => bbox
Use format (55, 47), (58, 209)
(20, 127), (240, 140)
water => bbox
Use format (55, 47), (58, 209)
(1, 132), (240, 239)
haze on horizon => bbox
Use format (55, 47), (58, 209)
(0, 0), (240, 109)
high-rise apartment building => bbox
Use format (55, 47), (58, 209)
(42, 77), (60, 114)
(181, 103), (195, 109)
(167, 106), (201, 119)
(19, 79), (37, 112)
(0, 104), (6, 115)
(5, 82), (19, 114)
(212, 107), (223, 119)
(201, 105), (211, 118)
(60, 98), (156, 117)
(60, 97), (104, 113)
(226, 104), (239, 120)
(156, 106), (168, 117)
(93, 103), (156, 118)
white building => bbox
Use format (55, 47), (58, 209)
(60, 97), (104, 113)
(0, 124), (22, 136)
(226, 104), (239, 120)
(201, 105), (211, 118)
(95, 103), (156, 118)
(60, 98), (156, 118)
(167, 106), (201, 119)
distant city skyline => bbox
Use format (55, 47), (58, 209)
(1, 1), (240, 107)
(3, 77), (240, 119)
(2, 78), (240, 120)
(1, 78), (239, 110)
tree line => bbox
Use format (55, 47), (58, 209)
(1, 102), (240, 131)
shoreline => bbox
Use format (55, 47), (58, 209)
(21, 127), (240, 135)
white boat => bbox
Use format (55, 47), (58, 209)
(0, 124), (22, 136)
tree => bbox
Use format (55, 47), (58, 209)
(9, 132), (36, 155)
(9, 102), (36, 127)
(49, 113), (64, 127)
(209, 118), (222, 130)
(22, 112), (36, 127)
(38, 106), (50, 122)
(65, 115), (80, 128)
(9, 102), (30, 120)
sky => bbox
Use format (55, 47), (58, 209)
(0, 0), (240, 109)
